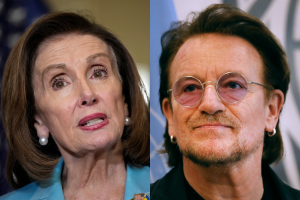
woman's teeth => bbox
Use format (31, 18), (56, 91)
(83, 118), (104, 126)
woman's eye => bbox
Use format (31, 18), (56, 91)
(92, 68), (107, 79)
(52, 78), (67, 90)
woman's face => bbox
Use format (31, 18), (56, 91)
(33, 34), (128, 156)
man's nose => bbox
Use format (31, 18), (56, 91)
(197, 85), (225, 115)
(78, 80), (98, 106)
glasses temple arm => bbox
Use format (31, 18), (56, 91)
(248, 81), (269, 89)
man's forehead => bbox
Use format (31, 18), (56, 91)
(168, 33), (264, 84)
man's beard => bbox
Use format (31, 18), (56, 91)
(178, 112), (264, 168)
(181, 139), (244, 168)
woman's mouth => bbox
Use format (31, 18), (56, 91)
(79, 113), (109, 131)
(81, 118), (104, 126)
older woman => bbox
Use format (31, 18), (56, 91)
(0, 12), (149, 200)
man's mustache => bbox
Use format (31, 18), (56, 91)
(186, 112), (241, 130)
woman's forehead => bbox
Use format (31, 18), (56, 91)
(34, 34), (111, 74)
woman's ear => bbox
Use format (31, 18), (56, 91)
(123, 102), (129, 117)
(162, 98), (175, 137)
(34, 114), (50, 139)
(265, 89), (284, 132)
(122, 95), (129, 117)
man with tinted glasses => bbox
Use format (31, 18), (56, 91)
(151, 4), (300, 200)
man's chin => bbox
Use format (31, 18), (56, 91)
(179, 134), (264, 168)
(182, 149), (243, 168)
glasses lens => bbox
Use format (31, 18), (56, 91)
(172, 77), (203, 106)
(217, 72), (248, 103)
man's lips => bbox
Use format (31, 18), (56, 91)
(78, 113), (107, 126)
(187, 113), (240, 131)
(193, 123), (233, 129)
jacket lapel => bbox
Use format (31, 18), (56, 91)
(29, 158), (64, 200)
(124, 165), (150, 200)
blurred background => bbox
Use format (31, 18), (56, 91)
(150, 0), (300, 190)
(0, 0), (149, 195)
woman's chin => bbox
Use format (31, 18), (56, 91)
(82, 135), (122, 153)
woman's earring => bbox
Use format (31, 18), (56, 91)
(170, 135), (177, 144)
(125, 117), (131, 126)
(39, 137), (48, 146)
(268, 128), (276, 137)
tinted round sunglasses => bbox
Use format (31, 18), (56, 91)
(167, 72), (268, 107)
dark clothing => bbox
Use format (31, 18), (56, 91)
(151, 163), (300, 200)
(185, 177), (204, 200)
(184, 175), (274, 200)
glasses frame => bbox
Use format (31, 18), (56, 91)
(167, 72), (268, 107)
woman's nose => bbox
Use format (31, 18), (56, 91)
(79, 81), (98, 106)
(197, 85), (225, 115)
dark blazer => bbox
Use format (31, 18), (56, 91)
(151, 162), (300, 200)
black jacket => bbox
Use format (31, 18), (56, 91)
(151, 163), (300, 200)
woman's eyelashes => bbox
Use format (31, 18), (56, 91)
(51, 77), (68, 90)
(49, 66), (108, 90)
(91, 66), (108, 79)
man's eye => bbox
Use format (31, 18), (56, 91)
(184, 85), (196, 92)
(183, 84), (201, 92)
(228, 82), (242, 89)
(221, 81), (244, 90)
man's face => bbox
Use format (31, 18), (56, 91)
(163, 34), (274, 166)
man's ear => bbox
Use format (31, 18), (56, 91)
(34, 114), (49, 139)
(162, 98), (175, 137)
(265, 89), (284, 132)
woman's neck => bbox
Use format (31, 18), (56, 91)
(61, 141), (126, 200)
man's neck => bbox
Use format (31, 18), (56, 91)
(183, 148), (264, 200)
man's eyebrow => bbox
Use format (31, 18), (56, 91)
(86, 52), (110, 63)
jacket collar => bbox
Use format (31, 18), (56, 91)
(30, 158), (149, 200)
(261, 162), (299, 200)
(29, 158), (64, 200)
(124, 165), (150, 200)
(151, 163), (187, 199)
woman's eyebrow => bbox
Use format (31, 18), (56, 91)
(86, 52), (110, 64)
(40, 53), (110, 85)
(40, 63), (66, 89)
(42, 63), (66, 81)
